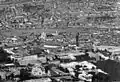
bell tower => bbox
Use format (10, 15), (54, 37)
(76, 32), (79, 47)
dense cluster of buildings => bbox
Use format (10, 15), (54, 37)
(0, 30), (120, 82)
(0, 0), (120, 82)
(0, 0), (119, 30)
